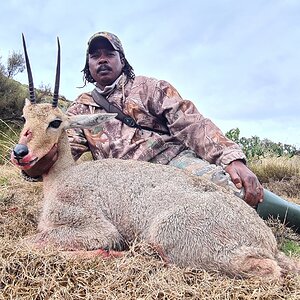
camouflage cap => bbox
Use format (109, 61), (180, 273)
(87, 32), (125, 57)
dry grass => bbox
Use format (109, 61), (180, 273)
(1, 164), (300, 299)
(249, 156), (300, 205)
(0, 119), (20, 165)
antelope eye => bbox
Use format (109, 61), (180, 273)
(49, 119), (62, 129)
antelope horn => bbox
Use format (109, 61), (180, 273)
(22, 33), (36, 104)
(52, 37), (60, 108)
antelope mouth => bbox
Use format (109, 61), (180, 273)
(17, 157), (39, 167)
(11, 154), (39, 170)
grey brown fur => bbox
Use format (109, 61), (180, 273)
(14, 102), (300, 279)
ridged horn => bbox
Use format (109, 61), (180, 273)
(22, 33), (36, 104)
(52, 37), (60, 108)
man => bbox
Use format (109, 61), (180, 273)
(24, 31), (264, 207)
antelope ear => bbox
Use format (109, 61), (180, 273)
(66, 113), (117, 129)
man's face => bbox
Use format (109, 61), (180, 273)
(88, 39), (124, 89)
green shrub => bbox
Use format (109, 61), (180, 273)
(0, 73), (27, 120)
(226, 128), (298, 160)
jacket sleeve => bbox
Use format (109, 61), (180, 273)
(66, 100), (90, 161)
(149, 80), (246, 168)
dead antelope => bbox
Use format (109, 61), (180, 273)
(11, 35), (300, 280)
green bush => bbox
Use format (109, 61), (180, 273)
(0, 73), (27, 120)
(226, 128), (298, 160)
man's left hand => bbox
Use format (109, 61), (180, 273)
(225, 160), (264, 207)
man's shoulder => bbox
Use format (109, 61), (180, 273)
(134, 75), (159, 84)
(133, 75), (169, 90)
(134, 75), (173, 88)
(73, 92), (98, 107)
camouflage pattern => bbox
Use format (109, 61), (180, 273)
(67, 75), (246, 168)
(168, 150), (245, 199)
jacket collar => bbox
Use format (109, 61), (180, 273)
(95, 74), (123, 96)
(76, 74), (133, 107)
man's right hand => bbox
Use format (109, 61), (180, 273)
(24, 144), (58, 178)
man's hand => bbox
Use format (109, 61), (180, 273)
(225, 160), (264, 207)
(24, 144), (58, 178)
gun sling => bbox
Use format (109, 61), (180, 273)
(91, 89), (169, 135)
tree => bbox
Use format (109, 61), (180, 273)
(6, 51), (25, 78)
(225, 128), (298, 159)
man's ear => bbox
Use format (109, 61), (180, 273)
(120, 55), (125, 68)
(66, 113), (117, 129)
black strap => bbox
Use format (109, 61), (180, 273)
(91, 89), (169, 135)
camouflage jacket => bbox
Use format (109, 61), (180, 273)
(67, 75), (246, 168)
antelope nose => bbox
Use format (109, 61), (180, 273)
(13, 144), (29, 159)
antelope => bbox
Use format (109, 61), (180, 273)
(11, 35), (300, 280)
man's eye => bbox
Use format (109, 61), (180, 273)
(49, 120), (62, 129)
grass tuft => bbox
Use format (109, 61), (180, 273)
(0, 118), (21, 165)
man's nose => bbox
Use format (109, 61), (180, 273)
(98, 54), (108, 64)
